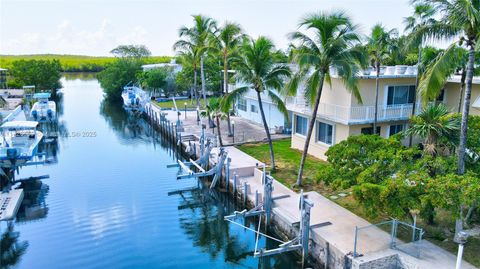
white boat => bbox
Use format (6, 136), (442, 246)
(30, 93), (56, 122)
(122, 85), (147, 111)
(0, 189), (24, 221)
(0, 121), (43, 169)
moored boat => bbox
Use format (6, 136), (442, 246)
(121, 84), (147, 111)
(30, 93), (56, 122)
(0, 121), (43, 169)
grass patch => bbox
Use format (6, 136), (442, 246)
(236, 138), (480, 267)
(154, 97), (213, 109)
(237, 138), (331, 192)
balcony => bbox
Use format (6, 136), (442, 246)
(287, 98), (420, 125)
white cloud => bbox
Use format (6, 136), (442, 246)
(1, 18), (151, 56)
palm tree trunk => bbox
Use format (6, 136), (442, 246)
(194, 66), (199, 107)
(409, 47), (422, 147)
(457, 45), (475, 175)
(373, 63), (380, 135)
(224, 54), (233, 136)
(200, 55), (207, 107)
(256, 90), (276, 170)
(296, 73), (325, 186)
(457, 68), (466, 113)
(216, 116), (223, 146)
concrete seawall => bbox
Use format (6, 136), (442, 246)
(143, 102), (477, 269)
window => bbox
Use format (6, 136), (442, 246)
(250, 104), (258, 113)
(387, 85), (416, 105)
(317, 121), (333, 145)
(295, 115), (308, 136)
(237, 98), (247, 111)
(389, 124), (404, 136)
(436, 89), (445, 102)
(361, 126), (381, 135)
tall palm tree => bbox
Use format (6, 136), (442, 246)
(404, 3), (437, 146)
(404, 103), (460, 155)
(225, 37), (291, 170)
(412, 0), (480, 175)
(200, 98), (226, 146)
(174, 37), (200, 106)
(366, 24), (397, 134)
(287, 11), (366, 186)
(174, 15), (217, 107)
(212, 22), (244, 136)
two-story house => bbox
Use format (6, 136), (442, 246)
(288, 65), (480, 160)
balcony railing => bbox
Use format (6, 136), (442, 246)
(287, 98), (420, 124)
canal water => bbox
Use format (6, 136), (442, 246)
(1, 75), (302, 269)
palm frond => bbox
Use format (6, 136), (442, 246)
(419, 42), (463, 103)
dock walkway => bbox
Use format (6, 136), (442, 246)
(144, 102), (476, 269)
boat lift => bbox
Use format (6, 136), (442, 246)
(224, 176), (313, 264)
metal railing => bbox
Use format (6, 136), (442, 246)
(353, 219), (424, 259)
(288, 98), (421, 124)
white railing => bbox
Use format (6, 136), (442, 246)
(288, 98), (420, 124)
(2, 106), (23, 123)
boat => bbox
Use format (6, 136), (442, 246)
(121, 84), (148, 111)
(0, 121), (43, 169)
(0, 189), (24, 221)
(30, 92), (56, 122)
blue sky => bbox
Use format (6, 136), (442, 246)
(0, 0), (413, 56)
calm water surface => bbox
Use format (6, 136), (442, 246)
(2, 75), (302, 269)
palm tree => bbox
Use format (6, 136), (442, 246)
(366, 24), (397, 134)
(225, 37), (291, 170)
(404, 103), (460, 155)
(174, 15), (217, 107)
(404, 3), (437, 146)
(212, 22), (244, 136)
(200, 98), (226, 146)
(287, 11), (366, 186)
(411, 0), (480, 175)
(174, 38), (200, 106)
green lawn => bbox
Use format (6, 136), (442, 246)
(237, 138), (480, 267)
(154, 97), (213, 109)
(237, 139), (332, 191)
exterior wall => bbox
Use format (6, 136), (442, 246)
(291, 113), (350, 160)
(291, 111), (412, 160)
(237, 95), (287, 130)
(352, 77), (417, 107)
(444, 82), (480, 116)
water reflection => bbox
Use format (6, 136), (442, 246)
(4, 74), (304, 269)
(0, 222), (29, 269)
(175, 184), (302, 269)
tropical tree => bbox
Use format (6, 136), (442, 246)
(404, 103), (460, 155)
(411, 0), (480, 176)
(110, 45), (151, 59)
(287, 11), (366, 185)
(174, 33), (201, 106)
(200, 98), (227, 146)
(174, 15), (217, 107)
(212, 22), (244, 136)
(225, 37), (291, 170)
(404, 3), (437, 146)
(366, 24), (398, 134)
(97, 59), (142, 100)
(9, 59), (62, 92)
(138, 68), (168, 96)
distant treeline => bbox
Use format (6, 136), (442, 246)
(0, 54), (172, 72)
